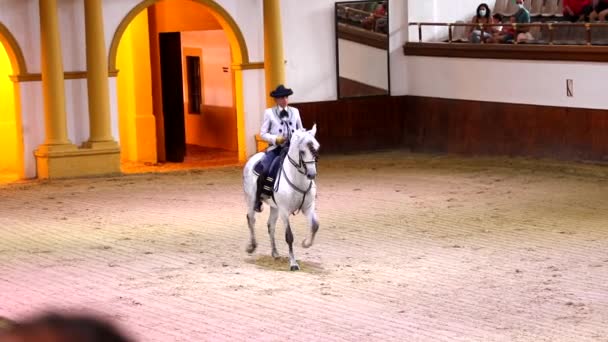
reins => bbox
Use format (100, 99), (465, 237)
(272, 148), (316, 215)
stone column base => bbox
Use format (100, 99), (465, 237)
(35, 143), (121, 179)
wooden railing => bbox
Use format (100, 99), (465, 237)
(409, 22), (608, 45)
(337, 22), (387, 49)
(340, 6), (373, 17)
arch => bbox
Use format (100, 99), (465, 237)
(0, 22), (24, 180)
(109, 0), (250, 72)
(109, 0), (251, 162)
(0, 21), (27, 76)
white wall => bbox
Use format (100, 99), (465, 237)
(407, 57), (608, 110)
(58, 0), (86, 72)
(215, 0), (264, 62)
(18, 82), (44, 179)
(242, 69), (265, 157)
(64, 79), (90, 145)
(108, 77), (120, 143)
(390, 0), (409, 95)
(282, 0), (337, 102)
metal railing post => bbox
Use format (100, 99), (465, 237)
(448, 23), (453, 43)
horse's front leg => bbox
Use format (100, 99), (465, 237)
(268, 207), (280, 258)
(281, 213), (300, 271)
(302, 206), (319, 249)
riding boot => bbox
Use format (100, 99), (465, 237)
(254, 172), (265, 212)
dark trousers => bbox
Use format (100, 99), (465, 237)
(255, 147), (283, 206)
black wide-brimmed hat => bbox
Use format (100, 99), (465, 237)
(270, 84), (293, 98)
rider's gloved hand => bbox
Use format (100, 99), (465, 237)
(275, 135), (286, 145)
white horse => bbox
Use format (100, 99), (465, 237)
(243, 124), (320, 271)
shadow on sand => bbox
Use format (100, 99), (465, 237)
(246, 255), (327, 274)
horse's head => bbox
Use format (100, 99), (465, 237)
(290, 124), (320, 180)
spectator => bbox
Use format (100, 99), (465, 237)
(0, 312), (133, 342)
(563, 0), (593, 22)
(491, 13), (516, 43)
(589, 0), (608, 21)
(498, 0), (531, 43)
(468, 3), (497, 43)
(362, 2), (387, 31)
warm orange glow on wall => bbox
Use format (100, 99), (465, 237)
(181, 32), (237, 152)
(147, 1), (238, 153)
(153, 0), (222, 32)
(116, 10), (157, 163)
(0, 42), (20, 180)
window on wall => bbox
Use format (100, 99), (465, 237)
(186, 56), (202, 114)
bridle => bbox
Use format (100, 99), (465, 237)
(273, 141), (319, 214)
(287, 142), (319, 176)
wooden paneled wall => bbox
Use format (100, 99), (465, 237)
(293, 95), (608, 162)
(405, 96), (608, 161)
(294, 95), (406, 153)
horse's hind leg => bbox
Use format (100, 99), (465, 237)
(282, 214), (300, 271)
(246, 210), (257, 254)
(268, 207), (280, 258)
(302, 207), (319, 249)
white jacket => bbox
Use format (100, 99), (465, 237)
(260, 105), (303, 150)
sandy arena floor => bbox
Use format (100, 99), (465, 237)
(0, 151), (607, 341)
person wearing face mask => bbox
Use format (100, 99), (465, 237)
(468, 3), (497, 43)
(498, 0), (531, 43)
(252, 84), (303, 213)
(513, 0), (531, 24)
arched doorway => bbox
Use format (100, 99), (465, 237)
(110, 0), (249, 171)
(0, 23), (25, 182)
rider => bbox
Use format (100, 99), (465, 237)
(254, 84), (303, 212)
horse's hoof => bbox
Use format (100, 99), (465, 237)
(290, 265), (300, 271)
(246, 243), (257, 254)
(272, 251), (280, 259)
(302, 239), (312, 249)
